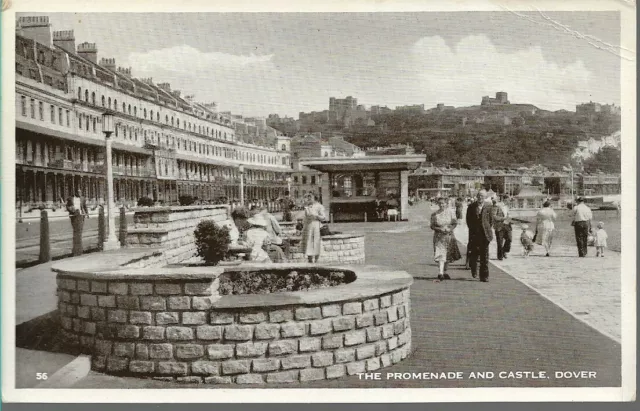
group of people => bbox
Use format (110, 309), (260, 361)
(429, 190), (610, 282)
(229, 193), (327, 264)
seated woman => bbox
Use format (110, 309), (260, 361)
(240, 215), (272, 263)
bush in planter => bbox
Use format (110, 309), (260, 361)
(179, 195), (196, 206)
(137, 196), (154, 207)
(194, 220), (231, 265)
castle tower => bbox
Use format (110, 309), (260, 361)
(53, 30), (75, 54)
(77, 42), (98, 63)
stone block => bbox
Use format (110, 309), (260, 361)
(300, 368), (325, 382)
(70, 293), (80, 304)
(129, 361), (154, 373)
(363, 298), (379, 312)
(299, 337), (321, 352)
(254, 323), (280, 340)
(394, 320), (405, 335)
(366, 357), (381, 371)
(183, 312), (207, 325)
(77, 306), (91, 319)
(207, 344), (235, 360)
(224, 325), (253, 341)
(236, 374), (265, 384)
(117, 325), (140, 339)
(176, 344), (205, 359)
(326, 364), (346, 379)
(375, 340), (388, 356)
(116, 296), (140, 310)
(268, 339), (298, 356)
(387, 336), (399, 351)
(342, 302), (362, 315)
(397, 305), (406, 319)
(176, 376), (203, 384)
(106, 356), (129, 372)
(97, 295), (116, 308)
(204, 376), (232, 384)
(266, 370), (299, 383)
(322, 334), (343, 349)
(346, 361), (366, 375)
(94, 339), (113, 355)
(191, 361), (220, 375)
(91, 281), (107, 293)
(392, 291), (405, 305)
(61, 317), (72, 330)
(156, 312), (180, 325)
(107, 309), (127, 323)
(344, 330), (366, 346)
(184, 282), (213, 296)
(155, 283), (182, 295)
(167, 296), (191, 310)
(281, 355), (311, 370)
(80, 294), (97, 307)
(140, 296), (166, 311)
(252, 358), (280, 373)
(130, 311), (153, 325)
(366, 327), (382, 342)
(334, 348), (355, 364)
(130, 283), (154, 295)
(311, 352), (334, 367)
(295, 307), (322, 320)
(391, 348), (403, 364)
(149, 343), (174, 360)
(136, 344), (149, 360)
(192, 296), (216, 310)
(374, 312), (388, 326)
(166, 326), (194, 341)
(77, 280), (90, 292)
(60, 291), (71, 303)
(196, 325), (222, 340)
(157, 362), (188, 375)
(108, 282), (128, 295)
(356, 344), (376, 360)
(380, 353), (392, 367)
(238, 311), (267, 324)
(91, 356), (106, 370)
(355, 313), (374, 329)
(210, 312), (234, 324)
(221, 360), (251, 375)
(387, 307), (399, 322)
(309, 319), (332, 336)
(382, 323), (394, 339)
(321, 304), (341, 318)
(142, 326), (165, 340)
(280, 322), (306, 338)
(236, 342), (268, 358)
(332, 317), (355, 332)
(398, 329), (411, 346)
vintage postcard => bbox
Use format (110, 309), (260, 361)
(1, 0), (636, 403)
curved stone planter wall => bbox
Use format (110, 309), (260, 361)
(286, 233), (365, 264)
(53, 255), (412, 384)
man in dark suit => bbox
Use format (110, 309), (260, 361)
(493, 194), (512, 260)
(466, 189), (496, 282)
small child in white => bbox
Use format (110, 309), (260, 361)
(520, 224), (535, 257)
(595, 221), (608, 257)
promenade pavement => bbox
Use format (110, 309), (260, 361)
(14, 202), (621, 389)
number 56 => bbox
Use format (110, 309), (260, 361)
(36, 373), (48, 380)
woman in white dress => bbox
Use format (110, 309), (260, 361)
(300, 193), (326, 263)
(242, 215), (272, 263)
(535, 200), (557, 257)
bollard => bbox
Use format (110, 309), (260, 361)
(97, 205), (106, 250)
(71, 212), (84, 256)
(39, 209), (51, 263)
(119, 206), (127, 247)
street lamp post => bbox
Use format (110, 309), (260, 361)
(239, 165), (245, 206)
(102, 112), (120, 250)
(568, 164), (574, 204)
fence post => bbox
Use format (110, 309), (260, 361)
(119, 206), (127, 247)
(39, 210), (51, 263)
(98, 205), (106, 250)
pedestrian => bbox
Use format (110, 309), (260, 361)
(256, 205), (286, 262)
(282, 190), (294, 222)
(430, 197), (461, 280)
(493, 194), (512, 260)
(300, 193), (326, 263)
(66, 189), (89, 256)
(465, 189), (495, 282)
(455, 197), (464, 220)
(520, 224), (535, 257)
(535, 200), (557, 256)
(240, 215), (272, 263)
(594, 221), (608, 257)
(572, 197), (593, 257)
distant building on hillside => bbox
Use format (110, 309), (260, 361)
(396, 104), (425, 114)
(576, 101), (602, 114)
(481, 91), (510, 106)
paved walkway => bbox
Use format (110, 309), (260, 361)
(14, 203), (621, 388)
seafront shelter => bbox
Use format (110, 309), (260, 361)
(300, 154), (426, 222)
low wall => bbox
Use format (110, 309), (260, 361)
(126, 205), (230, 265)
(285, 233), (365, 264)
(52, 255), (412, 384)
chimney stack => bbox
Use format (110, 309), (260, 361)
(77, 42), (98, 64)
(117, 66), (132, 77)
(157, 83), (171, 92)
(99, 57), (116, 71)
(52, 30), (75, 54)
(17, 16), (52, 47)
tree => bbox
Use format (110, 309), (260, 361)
(583, 146), (621, 173)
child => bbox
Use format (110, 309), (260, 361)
(595, 221), (608, 257)
(520, 224), (535, 257)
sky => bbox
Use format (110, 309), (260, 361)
(32, 12), (622, 118)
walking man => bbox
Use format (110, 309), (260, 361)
(493, 194), (512, 260)
(572, 197), (593, 257)
(66, 188), (89, 256)
(466, 189), (496, 282)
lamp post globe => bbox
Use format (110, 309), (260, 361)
(101, 111), (120, 250)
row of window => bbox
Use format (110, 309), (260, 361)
(293, 175), (318, 185)
(20, 95), (71, 127)
(77, 87), (232, 141)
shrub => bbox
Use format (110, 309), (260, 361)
(137, 196), (154, 207)
(194, 220), (231, 266)
(179, 195), (196, 206)
(218, 269), (349, 295)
